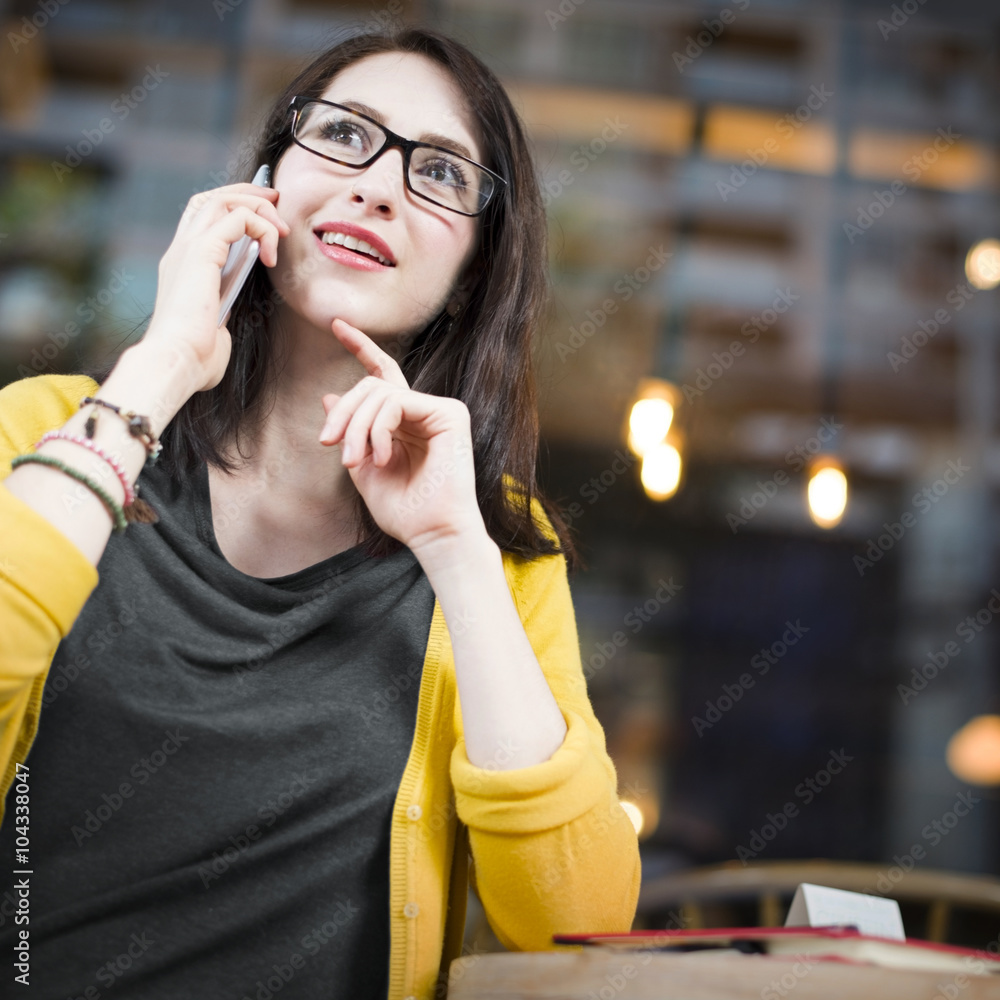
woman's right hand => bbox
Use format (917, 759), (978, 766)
(140, 181), (290, 393)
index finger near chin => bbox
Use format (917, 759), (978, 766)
(331, 319), (409, 388)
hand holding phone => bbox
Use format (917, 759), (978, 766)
(217, 164), (271, 327)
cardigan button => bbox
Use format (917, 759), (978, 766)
(406, 804), (422, 821)
(403, 902), (420, 918)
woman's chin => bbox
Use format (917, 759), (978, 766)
(276, 290), (441, 345)
(320, 309), (435, 343)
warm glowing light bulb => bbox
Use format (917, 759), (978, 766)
(965, 239), (1000, 291)
(807, 463), (847, 528)
(619, 800), (644, 836)
(946, 715), (1000, 786)
(628, 397), (674, 457)
(641, 443), (681, 501)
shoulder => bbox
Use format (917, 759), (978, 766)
(0, 374), (100, 472)
(501, 473), (560, 546)
(0, 372), (99, 415)
(500, 475), (569, 606)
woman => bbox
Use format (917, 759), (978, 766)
(0, 27), (640, 1000)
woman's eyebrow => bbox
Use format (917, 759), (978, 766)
(420, 132), (475, 160)
(339, 99), (386, 123)
(339, 99), (476, 160)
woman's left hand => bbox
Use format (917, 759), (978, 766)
(319, 318), (485, 555)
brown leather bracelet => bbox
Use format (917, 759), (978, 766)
(80, 396), (162, 467)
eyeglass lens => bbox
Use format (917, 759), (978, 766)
(295, 102), (494, 215)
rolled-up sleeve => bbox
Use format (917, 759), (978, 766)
(0, 375), (100, 827)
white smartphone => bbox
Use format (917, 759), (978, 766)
(217, 163), (271, 327)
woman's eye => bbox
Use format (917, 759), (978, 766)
(420, 157), (468, 189)
(318, 119), (368, 150)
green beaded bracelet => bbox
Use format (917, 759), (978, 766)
(10, 453), (128, 532)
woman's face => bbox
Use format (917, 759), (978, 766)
(270, 51), (483, 342)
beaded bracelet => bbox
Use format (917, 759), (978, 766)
(11, 453), (128, 532)
(35, 431), (136, 506)
(79, 396), (162, 468)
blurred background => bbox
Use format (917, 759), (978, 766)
(2, 0), (999, 947)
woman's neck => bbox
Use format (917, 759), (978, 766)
(221, 313), (368, 510)
(205, 313), (382, 574)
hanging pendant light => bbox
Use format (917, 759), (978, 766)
(626, 378), (677, 458)
(641, 440), (683, 501)
(965, 238), (1000, 291)
(624, 378), (684, 502)
(806, 455), (848, 529)
(946, 715), (1000, 786)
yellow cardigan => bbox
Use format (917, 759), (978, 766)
(0, 374), (641, 1000)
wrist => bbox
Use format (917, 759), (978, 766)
(103, 339), (201, 438)
(410, 524), (499, 581)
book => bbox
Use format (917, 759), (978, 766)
(448, 951), (1000, 1000)
(551, 926), (1000, 976)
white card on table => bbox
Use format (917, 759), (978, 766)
(785, 882), (906, 941)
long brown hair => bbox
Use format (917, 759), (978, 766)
(94, 27), (574, 563)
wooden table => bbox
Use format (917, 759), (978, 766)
(445, 949), (1000, 999)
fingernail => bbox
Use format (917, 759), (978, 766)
(341, 443), (352, 463)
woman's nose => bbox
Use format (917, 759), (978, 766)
(348, 147), (406, 216)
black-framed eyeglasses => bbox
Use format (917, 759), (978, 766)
(288, 96), (505, 217)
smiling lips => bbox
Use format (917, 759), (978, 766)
(313, 222), (396, 270)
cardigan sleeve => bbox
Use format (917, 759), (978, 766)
(448, 520), (642, 951)
(0, 375), (101, 827)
